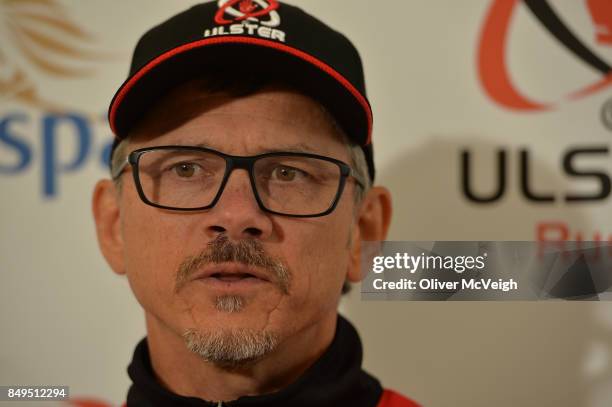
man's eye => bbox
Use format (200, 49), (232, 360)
(272, 166), (305, 181)
(172, 162), (199, 178)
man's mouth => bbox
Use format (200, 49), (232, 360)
(192, 263), (272, 290)
(209, 272), (259, 282)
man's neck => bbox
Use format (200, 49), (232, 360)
(144, 312), (338, 402)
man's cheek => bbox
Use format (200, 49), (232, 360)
(122, 227), (176, 303)
(290, 238), (341, 292)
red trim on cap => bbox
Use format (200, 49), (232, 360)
(109, 36), (372, 144)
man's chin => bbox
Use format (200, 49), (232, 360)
(182, 326), (279, 369)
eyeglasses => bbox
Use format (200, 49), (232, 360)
(112, 145), (365, 217)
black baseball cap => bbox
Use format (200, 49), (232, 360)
(108, 0), (375, 180)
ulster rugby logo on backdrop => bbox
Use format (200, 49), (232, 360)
(204, 0), (285, 42)
(478, 0), (612, 111)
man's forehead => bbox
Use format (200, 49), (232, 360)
(188, 141), (326, 155)
(129, 83), (347, 152)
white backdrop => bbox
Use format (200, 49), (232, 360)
(1, 1), (612, 406)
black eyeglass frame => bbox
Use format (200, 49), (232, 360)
(112, 145), (365, 218)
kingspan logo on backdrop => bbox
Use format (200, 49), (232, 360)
(0, 0), (113, 198)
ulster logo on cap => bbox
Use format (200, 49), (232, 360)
(215, 0), (281, 27)
(204, 0), (286, 42)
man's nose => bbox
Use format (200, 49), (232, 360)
(202, 169), (273, 240)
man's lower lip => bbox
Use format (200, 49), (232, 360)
(195, 276), (270, 290)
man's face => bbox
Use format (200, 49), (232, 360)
(116, 84), (359, 364)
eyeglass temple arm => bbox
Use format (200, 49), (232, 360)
(350, 169), (367, 190)
(111, 158), (130, 180)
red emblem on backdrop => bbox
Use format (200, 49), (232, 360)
(587, 0), (612, 45)
(477, 0), (612, 111)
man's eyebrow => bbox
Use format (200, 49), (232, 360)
(260, 143), (318, 154)
(191, 142), (319, 154)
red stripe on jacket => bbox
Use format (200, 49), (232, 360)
(377, 389), (420, 407)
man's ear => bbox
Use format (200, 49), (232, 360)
(92, 179), (126, 275)
(347, 186), (392, 283)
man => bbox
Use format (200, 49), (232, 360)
(92, 1), (418, 406)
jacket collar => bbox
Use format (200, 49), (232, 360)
(126, 314), (382, 407)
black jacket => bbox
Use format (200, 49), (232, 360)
(126, 315), (384, 407)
